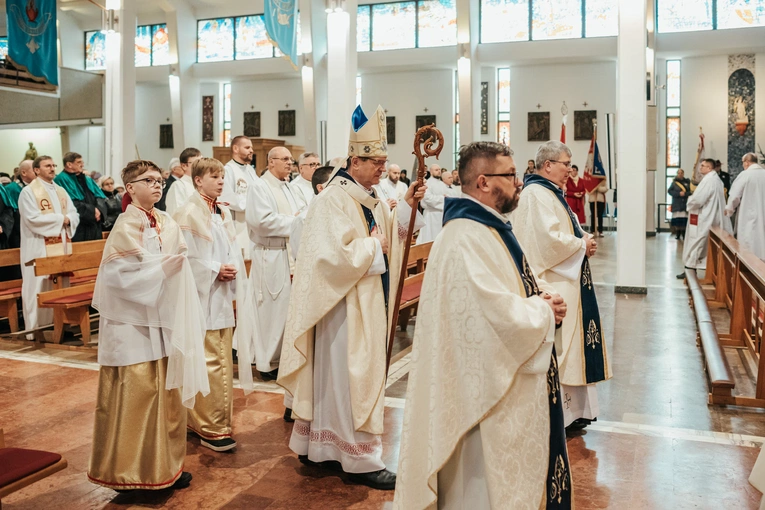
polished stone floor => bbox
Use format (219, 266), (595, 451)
(1, 233), (763, 509)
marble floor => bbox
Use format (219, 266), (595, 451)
(1, 233), (764, 509)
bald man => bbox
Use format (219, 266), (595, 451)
(373, 163), (407, 207)
(417, 164), (451, 245)
(221, 136), (260, 258)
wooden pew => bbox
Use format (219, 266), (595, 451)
(396, 241), (432, 332)
(34, 245), (104, 289)
(0, 429), (67, 508)
(0, 250), (22, 333)
(37, 282), (96, 345)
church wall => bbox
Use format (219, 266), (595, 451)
(0, 129), (64, 174)
(59, 9), (85, 71)
(67, 126), (106, 176)
(135, 83), (175, 168)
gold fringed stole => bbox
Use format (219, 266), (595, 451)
(30, 178), (71, 256)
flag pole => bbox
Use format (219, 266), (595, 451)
(593, 118), (600, 236)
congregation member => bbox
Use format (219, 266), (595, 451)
(156, 157), (183, 211)
(0, 179), (18, 250)
(6, 159), (34, 205)
(290, 165), (333, 259)
(451, 169), (461, 192)
(246, 146), (306, 381)
(290, 152), (320, 206)
(400, 169), (411, 186)
(716, 159), (731, 197)
(221, 136), (259, 258)
(668, 169), (692, 240)
(513, 141), (611, 430)
(525, 158), (536, 176)
(278, 105), (425, 490)
(88, 160), (208, 491)
(98, 176), (122, 231)
(725, 153), (765, 260)
(373, 163), (408, 206)
(678, 158), (733, 278)
(18, 156), (79, 335)
(165, 148), (203, 216)
(587, 178), (608, 237)
(395, 141), (570, 509)
(416, 164), (452, 245)
(565, 164), (586, 225)
(174, 158), (257, 452)
(55, 152), (106, 242)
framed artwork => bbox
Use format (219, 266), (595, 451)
(278, 110), (296, 137)
(159, 124), (174, 149)
(244, 111), (261, 137)
(416, 115), (436, 130)
(387, 116), (396, 144)
(480, 82), (489, 135)
(527, 112), (550, 142)
(202, 96), (214, 142)
(574, 110), (598, 140)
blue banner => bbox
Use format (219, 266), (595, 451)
(263, 0), (299, 69)
(6, 0), (58, 86)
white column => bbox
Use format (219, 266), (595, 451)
(299, 0), (328, 154)
(455, 0), (480, 145)
(325, 1), (358, 161)
(104, 0), (136, 183)
(615, 0), (648, 293)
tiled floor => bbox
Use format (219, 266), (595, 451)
(1, 233), (764, 509)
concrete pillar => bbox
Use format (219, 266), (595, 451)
(300, 0), (329, 156)
(615, 0), (648, 293)
(104, 0), (136, 183)
(455, 0), (480, 146)
(325, 0), (358, 161)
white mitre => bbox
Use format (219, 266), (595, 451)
(347, 104), (388, 158)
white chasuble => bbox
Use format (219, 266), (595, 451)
(683, 171), (732, 269)
(393, 218), (557, 509)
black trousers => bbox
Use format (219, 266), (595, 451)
(589, 202), (605, 233)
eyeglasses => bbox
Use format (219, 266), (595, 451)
(361, 158), (388, 169)
(129, 177), (166, 189)
(300, 162), (321, 168)
(270, 157), (292, 163)
(549, 160), (573, 168)
(483, 173), (517, 181)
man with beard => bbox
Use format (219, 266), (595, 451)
(373, 163), (408, 207)
(395, 141), (571, 509)
(512, 140), (611, 432)
(221, 136), (259, 258)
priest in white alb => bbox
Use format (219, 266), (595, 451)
(725, 152), (765, 260)
(416, 164), (453, 245)
(220, 136), (259, 259)
(289, 152), (321, 207)
(165, 147), (202, 216)
(512, 141), (612, 430)
(395, 142), (571, 509)
(278, 105), (425, 491)
(679, 157), (733, 277)
(18, 156), (79, 337)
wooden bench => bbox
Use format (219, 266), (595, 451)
(34, 246), (103, 289)
(37, 283), (96, 345)
(396, 241), (432, 331)
(0, 250), (22, 333)
(0, 429), (67, 508)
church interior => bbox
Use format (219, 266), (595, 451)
(1, 0), (765, 509)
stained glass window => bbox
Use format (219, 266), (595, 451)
(85, 30), (106, 71)
(657, 0), (713, 33)
(223, 83), (232, 147)
(0, 38), (8, 60)
(371, 2), (416, 51)
(197, 18), (234, 62)
(135, 25), (152, 67)
(585, 0), (618, 37)
(356, 76), (362, 106)
(236, 15), (273, 60)
(497, 68), (511, 144)
(532, 0), (582, 40)
(480, 0), (530, 43)
(666, 60), (681, 108)
(151, 25), (171, 65)
(666, 117), (680, 167)
(418, 0), (458, 48)
(717, 0), (765, 29)
(358, 6), (371, 52)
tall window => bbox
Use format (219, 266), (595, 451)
(497, 68), (511, 145)
(357, 0), (457, 52)
(356, 76), (362, 106)
(223, 83), (232, 147)
(0, 38), (8, 60)
(454, 70), (460, 168)
(658, 0), (765, 33)
(197, 14), (301, 63)
(665, 60), (681, 218)
(135, 24), (170, 67)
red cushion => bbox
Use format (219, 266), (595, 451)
(0, 447), (61, 487)
(400, 281), (423, 304)
(0, 287), (21, 297)
(43, 292), (93, 305)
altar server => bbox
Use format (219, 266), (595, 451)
(278, 105), (425, 490)
(221, 136), (259, 258)
(174, 158), (258, 451)
(395, 141), (570, 509)
(512, 141), (612, 430)
(18, 156), (79, 334)
(88, 160), (208, 491)
(165, 147), (202, 216)
(725, 152), (765, 260)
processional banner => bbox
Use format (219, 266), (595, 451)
(6, 0), (58, 86)
(264, 0), (299, 69)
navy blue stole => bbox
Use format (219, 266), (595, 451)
(443, 197), (571, 510)
(524, 175), (607, 384)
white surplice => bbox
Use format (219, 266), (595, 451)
(373, 178), (407, 202)
(726, 164), (765, 260)
(246, 170), (305, 372)
(221, 160), (260, 259)
(18, 181), (79, 332)
(289, 175), (315, 208)
(683, 171), (733, 269)
(416, 177), (455, 245)
(164, 175), (194, 217)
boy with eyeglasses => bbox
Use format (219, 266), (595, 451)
(88, 160), (209, 492)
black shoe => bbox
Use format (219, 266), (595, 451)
(676, 272), (686, 279)
(259, 368), (279, 381)
(298, 454), (318, 466)
(200, 437), (237, 452)
(284, 407), (294, 423)
(348, 469), (396, 490)
(565, 418), (591, 434)
(171, 471), (192, 490)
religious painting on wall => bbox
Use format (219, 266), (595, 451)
(387, 116), (396, 144)
(727, 54), (756, 181)
(416, 115), (436, 130)
(244, 111), (261, 137)
(279, 110), (296, 137)
(480, 82), (489, 135)
(202, 96), (214, 142)
(159, 124), (174, 149)
(574, 110), (598, 140)
(527, 112), (550, 142)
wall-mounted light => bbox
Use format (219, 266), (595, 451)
(325, 0), (346, 13)
(101, 9), (117, 34)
